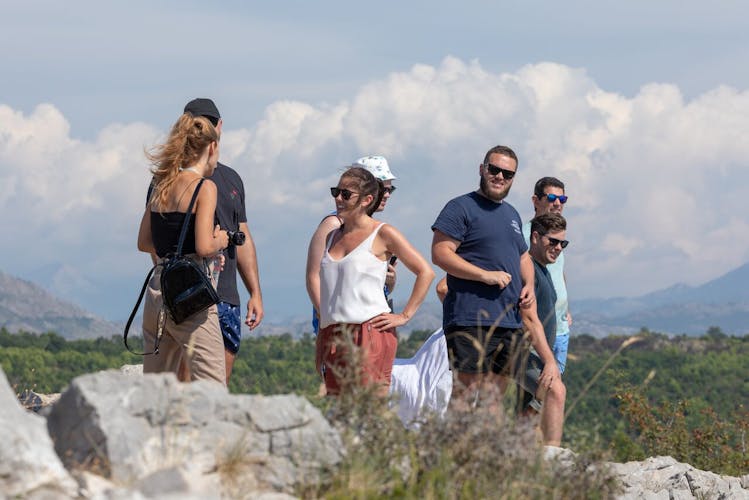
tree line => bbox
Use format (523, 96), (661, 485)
(0, 326), (746, 474)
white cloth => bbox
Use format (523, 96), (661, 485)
(319, 223), (390, 328)
(389, 328), (452, 427)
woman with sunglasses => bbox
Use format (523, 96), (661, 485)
(312, 166), (434, 395)
(137, 113), (229, 385)
(305, 156), (398, 335)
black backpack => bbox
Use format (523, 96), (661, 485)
(124, 179), (219, 354)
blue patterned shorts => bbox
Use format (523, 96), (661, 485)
(218, 302), (242, 354)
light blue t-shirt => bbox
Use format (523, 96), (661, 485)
(522, 221), (570, 337)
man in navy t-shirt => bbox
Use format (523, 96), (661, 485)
(431, 145), (536, 406)
(183, 98), (264, 384)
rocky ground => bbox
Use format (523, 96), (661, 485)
(2, 366), (748, 499)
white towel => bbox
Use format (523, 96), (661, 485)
(389, 328), (452, 428)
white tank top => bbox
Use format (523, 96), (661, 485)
(319, 223), (390, 328)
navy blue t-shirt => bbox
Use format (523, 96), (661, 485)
(533, 258), (557, 349)
(208, 163), (247, 306)
(432, 191), (527, 329)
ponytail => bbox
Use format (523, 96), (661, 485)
(146, 113), (218, 210)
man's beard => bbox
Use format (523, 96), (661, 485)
(479, 176), (508, 202)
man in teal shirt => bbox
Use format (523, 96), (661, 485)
(522, 177), (571, 372)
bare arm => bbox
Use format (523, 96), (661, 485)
(305, 215), (342, 312)
(236, 221), (264, 329)
(139, 187), (158, 264)
(519, 251), (535, 308)
(435, 275), (448, 303)
(564, 271), (572, 326)
(370, 225), (435, 330)
(137, 208), (155, 255)
(385, 261), (397, 293)
(520, 305), (560, 390)
(431, 230), (512, 288)
(194, 180), (229, 257)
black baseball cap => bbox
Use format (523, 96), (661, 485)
(184, 98), (221, 125)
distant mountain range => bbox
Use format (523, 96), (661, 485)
(572, 262), (749, 336)
(2, 262), (748, 340)
(0, 270), (122, 340)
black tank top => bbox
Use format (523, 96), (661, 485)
(150, 211), (197, 257)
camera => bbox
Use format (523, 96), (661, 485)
(226, 230), (246, 246)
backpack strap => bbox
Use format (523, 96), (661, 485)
(124, 263), (158, 355)
(175, 178), (205, 257)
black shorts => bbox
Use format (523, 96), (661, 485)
(516, 352), (544, 412)
(444, 325), (524, 375)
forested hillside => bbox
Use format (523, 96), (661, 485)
(1, 327), (746, 474)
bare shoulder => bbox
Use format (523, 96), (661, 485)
(318, 214), (342, 232)
(378, 222), (402, 235)
(201, 178), (218, 194)
(377, 223), (405, 242)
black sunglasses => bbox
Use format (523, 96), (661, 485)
(484, 163), (516, 180)
(543, 235), (569, 249)
(545, 193), (568, 204)
(330, 187), (360, 200)
(383, 186), (397, 195)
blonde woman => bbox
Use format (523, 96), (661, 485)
(314, 166), (434, 395)
(137, 113), (229, 385)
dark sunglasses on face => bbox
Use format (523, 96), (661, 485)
(544, 235), (569, 249)
(330, 187), (359, 200)
(484, 163), (516, 180)
(382, 186), (397, 195)
(545, 193), (568, 204)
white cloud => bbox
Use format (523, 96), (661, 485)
(2, 57), (749, 319)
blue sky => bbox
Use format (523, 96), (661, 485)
(1, 1), (749, 324)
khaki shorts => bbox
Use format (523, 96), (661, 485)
(142, 265), (226, 386)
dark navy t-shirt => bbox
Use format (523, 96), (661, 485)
(208, 163), (247, 306)
(432, 191), (527, 329)
(533, 258), (557, 349)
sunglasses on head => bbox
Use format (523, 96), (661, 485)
(543, 235), (569, 249)
(330, 187), (359, 200)
(544, 193), (568, 204)
(382, 186), (397, 195)
(484, 163), (516, 180)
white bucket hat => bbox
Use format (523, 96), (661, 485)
(354, 155), (396, 181)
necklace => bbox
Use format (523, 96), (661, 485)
(180, 166), (202, 176)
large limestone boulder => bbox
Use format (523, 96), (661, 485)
(46, 370), (342, 497)
(0, 367), (78, 498)
(609, 456), (749, 499)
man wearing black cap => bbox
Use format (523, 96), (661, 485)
(183, 98), (264, 383)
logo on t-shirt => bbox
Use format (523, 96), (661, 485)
(511, 220), (522, 235)
(230, 189), (238, 200)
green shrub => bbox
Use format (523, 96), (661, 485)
(615, 388), (748, 476)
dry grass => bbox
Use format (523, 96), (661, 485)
(304, 332), (623, 499)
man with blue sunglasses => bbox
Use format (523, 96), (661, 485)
(522, 177), (571, 374)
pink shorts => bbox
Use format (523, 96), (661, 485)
(316, 319), (398, 396)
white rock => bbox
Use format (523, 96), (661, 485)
(47, 370), (342, 497)
(0, 367), (78, 498)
